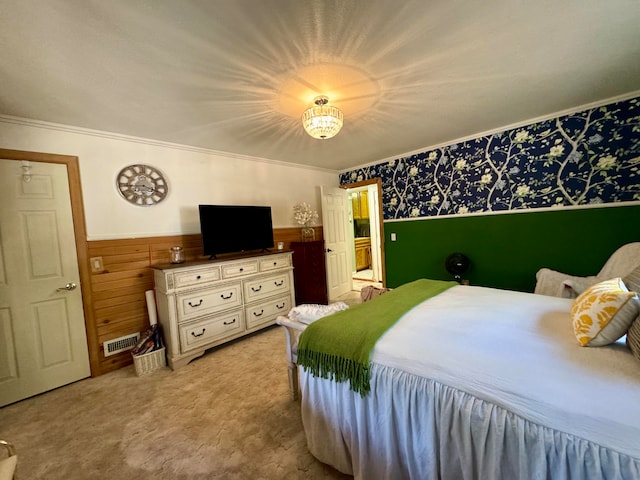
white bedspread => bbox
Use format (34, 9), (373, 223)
(301, 285), (640, 479)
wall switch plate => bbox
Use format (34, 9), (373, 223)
(90, 256), (104, 273)
(391, 233), (397, 241)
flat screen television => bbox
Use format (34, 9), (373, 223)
(199, 205), (274, 257)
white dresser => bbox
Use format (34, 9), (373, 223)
(153, 251), (295, 369)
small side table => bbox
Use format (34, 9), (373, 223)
(275, 316), (308, 400)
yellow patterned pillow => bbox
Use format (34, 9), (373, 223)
(571, 277), (639, 347)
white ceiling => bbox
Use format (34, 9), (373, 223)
(1, 0), (639, 171)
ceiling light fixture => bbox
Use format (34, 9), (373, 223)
(302, 96), (343, 140)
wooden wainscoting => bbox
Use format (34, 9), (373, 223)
(87, 227), (322, 375)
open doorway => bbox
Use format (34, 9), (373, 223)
(343, 179), (385, 292)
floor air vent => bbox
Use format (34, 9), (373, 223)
(104, 333), (140, 357)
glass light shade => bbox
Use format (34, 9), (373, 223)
(302, 96), (343, 140)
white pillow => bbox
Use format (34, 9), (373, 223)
(571, 277), (639, 347)
(288, 302), (349, 324)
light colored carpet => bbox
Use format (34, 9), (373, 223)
(330, 281), (383, 305)
(0, 326), (353, 479)
(351, 279), (383, 291)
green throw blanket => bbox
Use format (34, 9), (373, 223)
(296, 278), (457, 396)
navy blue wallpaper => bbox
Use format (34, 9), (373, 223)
(340, 96), (640, 220)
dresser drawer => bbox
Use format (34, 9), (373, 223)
(179, 310), (244, 352)
(153, 251), (295, 370)
(221, 260), (258, 279)
(245, 294), (292, 330)
(173, 267), (221, 289)
(177, 282), (242, 321)
(243, 273), (290, 303)
(259, 254), (291, 272)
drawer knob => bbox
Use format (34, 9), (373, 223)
(220, 292), (233, 300)
(196, 275), (201, 280)
(191, 328), (206, 337)
(253, 309), (264, 317)
(251, 285), (262, 292)
(223, 318), (236, 325)
(276, 303), (285, 309)
(188, 299), (203, 308)
(239, 267), (244, 272)
(273, 262), (277, 266)
(274, 280), (284, 287)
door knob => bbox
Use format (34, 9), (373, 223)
(57, 282), (77, 292)
(326, 248), (333, 252)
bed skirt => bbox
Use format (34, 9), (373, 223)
(301, 363), (640, 480)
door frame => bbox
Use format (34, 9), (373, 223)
(0, 148), (99, 376)
(341, 178), (386, 287)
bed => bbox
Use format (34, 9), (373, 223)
(296, 280), (640, 480)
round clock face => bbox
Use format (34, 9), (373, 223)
(116, 164), (168, 206)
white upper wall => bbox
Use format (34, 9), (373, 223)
(0, 117), (338, 240)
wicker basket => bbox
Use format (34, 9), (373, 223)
(133, 347), (166, 376)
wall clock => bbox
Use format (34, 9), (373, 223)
(116, 164), (168, 206)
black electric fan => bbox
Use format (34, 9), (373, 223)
(445, 253), (470, 282)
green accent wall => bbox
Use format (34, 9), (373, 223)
(383, 204), (640, 292)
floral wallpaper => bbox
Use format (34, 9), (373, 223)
(340, 96), (640, 220)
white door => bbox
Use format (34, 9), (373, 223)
(320, 186), (352, 300)
(367, 185), (383, 282)
(0, 159), (90, 407)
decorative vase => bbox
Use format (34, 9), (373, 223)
(301, 226), (315, 242)
(170, 246), (184, 264)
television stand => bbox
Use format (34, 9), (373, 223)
(153, 250), (295, 369)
